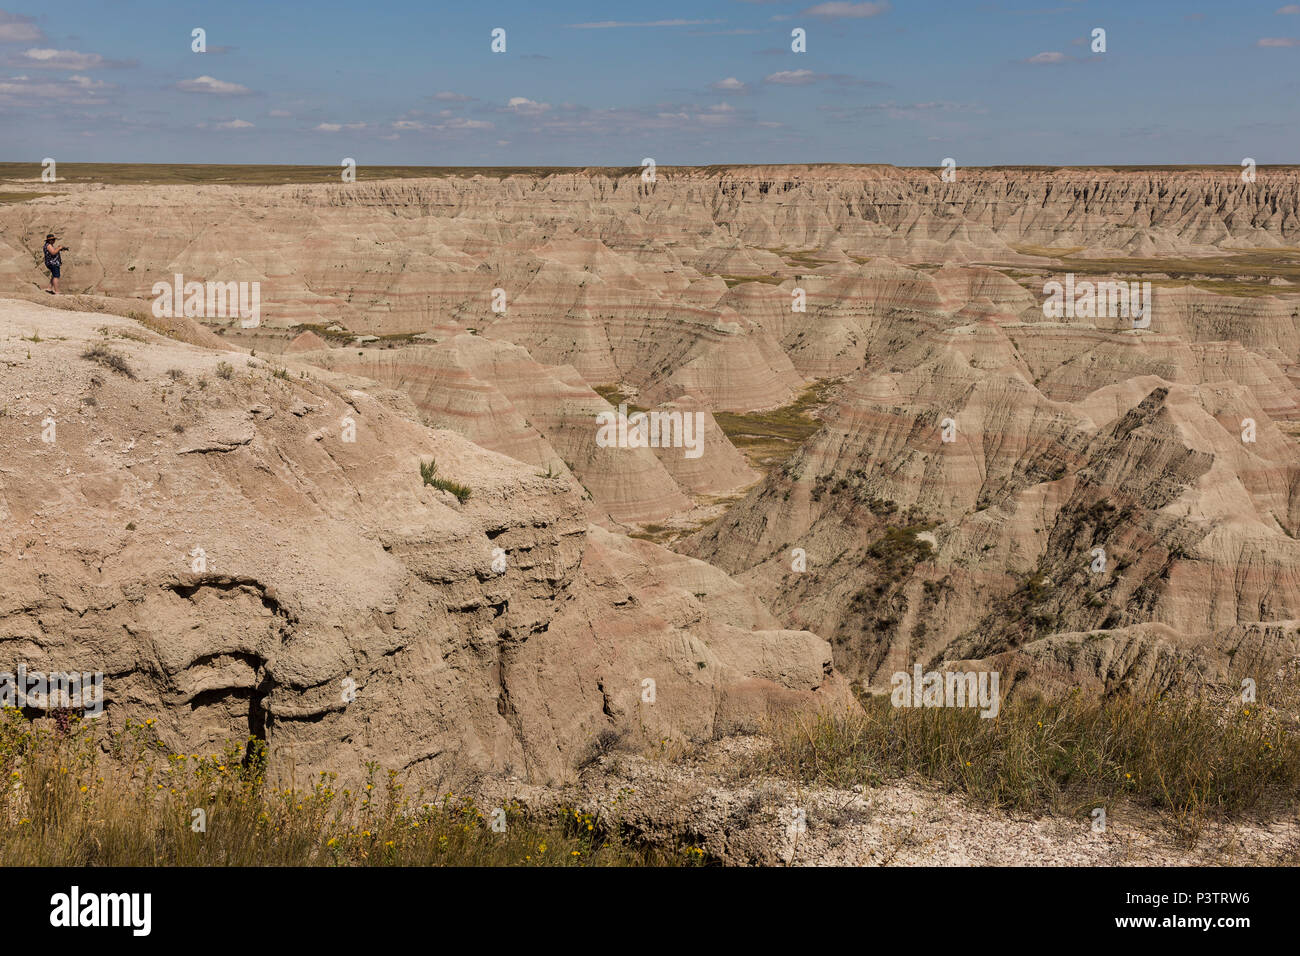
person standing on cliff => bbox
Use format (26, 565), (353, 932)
(43, 233), (68, 294)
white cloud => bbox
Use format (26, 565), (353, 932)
(764, 69), (818, 84)
(433, 91), (471, 101)
(1258, 36), (1299, 45)
(567, 19), (723, 29)
(314, 122), (367, 132)
(176, 75), (252, 95)
(215, 118), (253, 129)
(802, 2), (891, 18)
(0, 73), (111, 102)
(393, 116), (493, 131)
(17, 48), (107, 70)
(1026, 51), (1067, 63)
(506, 96), (551, 114)
(1278, 5), (1300, 13)
(711, 76), (748, 92)
(269, 108), (291, 117)
(0, 12), (43, 43)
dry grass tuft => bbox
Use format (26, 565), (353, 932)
(0, 710), (693, 866)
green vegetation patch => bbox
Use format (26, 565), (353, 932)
(714, 379), (838, 472)
(421, 458), (471, 503)
(591, 384), (647, 415)
(1005, 247), (1300, 298)
(0, 191), (55, 204)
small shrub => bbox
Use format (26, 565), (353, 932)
(80, 345), (136, 379)
(420, 459), (471, 503)
(578, 728), (631, 770)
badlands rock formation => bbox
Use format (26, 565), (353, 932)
(0, 298), (846, 786)
(293, 335), (756, 525)
(2, 164), (1299, 758)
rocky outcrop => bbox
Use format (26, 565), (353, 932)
(685, 320), (1300, 696)
(0, 298), (848, 786)
(292, 334), (757, 525)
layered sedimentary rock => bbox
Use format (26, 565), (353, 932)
(292, 334), (756, 525)
(3, 164), (1299, 707)
(3, 166), (1296, 408)
(685, 318), (1300, 696)
(0, 298), (847, 785)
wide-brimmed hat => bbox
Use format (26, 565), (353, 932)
(45, 233), (57, 241)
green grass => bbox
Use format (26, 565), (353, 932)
(763, 247), (835, 270)
(765, 690), (1300, 841)
(421, 458), (471, 503)
(591, 384), (648, 415)
(713, 379), (838, 471)
(0, 710), (693, 866)
(288, 324), (431, 347)
(1005, 247), (1300, 298)
(714, 274), (784, 288)
(0, 191), (55, 204)
(864, 524), (936, 573)
(628, 522), (675, 544)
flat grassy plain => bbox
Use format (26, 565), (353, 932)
(1005, 246), (1300, 297)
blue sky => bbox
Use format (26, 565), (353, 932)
(1, 0), (1297, 166)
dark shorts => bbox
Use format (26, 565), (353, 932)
(46, 263), (60, 278)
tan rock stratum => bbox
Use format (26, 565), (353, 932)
(0, 299), (846, 786)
